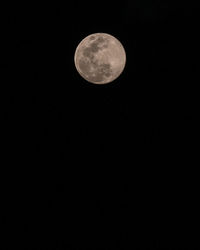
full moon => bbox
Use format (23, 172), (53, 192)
(74, 33), (126, 84)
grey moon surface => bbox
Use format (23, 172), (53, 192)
(74, 33), (126, 84)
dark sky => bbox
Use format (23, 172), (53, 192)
(1, 1), (199, 249)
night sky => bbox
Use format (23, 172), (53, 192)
(1, 1), (199, 249)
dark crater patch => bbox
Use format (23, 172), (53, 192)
(83, 47), (92, 58)
(97, 37), (109, 48)
(89, 36), (95, 41)
(82, 44), (97, 60)
(98, 63), (112, 77)
(89, 42), (99, 53)
(82, 36), (108, 60)
(96, 37), (105, 43)
(87, 63), (112, 82)
(79, 58), (90, 75)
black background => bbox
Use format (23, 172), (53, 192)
(1, 1), (199, 249)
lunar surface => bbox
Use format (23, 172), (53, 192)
(74, 33), (126, 84)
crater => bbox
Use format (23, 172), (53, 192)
(82, 43), (99, 60)
(96, 37), (105, 43)
(90, 36), (95, 40)
(98, 63), (112, 77)
(83, 47), (92, 57)
(89, 42), (99, 53)
(79, 58), (90, 75)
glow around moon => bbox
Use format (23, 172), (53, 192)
(74, 33), (126, 84)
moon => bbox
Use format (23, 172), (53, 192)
(74, 33), (126, 84)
